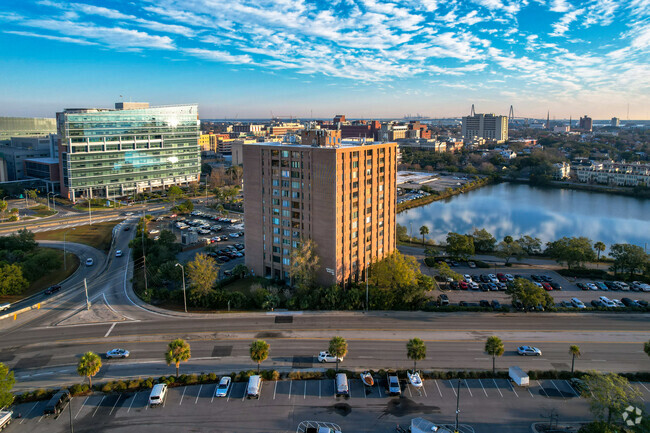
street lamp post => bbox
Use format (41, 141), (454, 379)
(176, 263), (187, 313)
(47, 192), (56, 211)
(64, 227), (76, 270)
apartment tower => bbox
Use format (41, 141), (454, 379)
(461, 113), (508, 143)
(243, 130), (397, 286)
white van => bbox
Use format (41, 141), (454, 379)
(149, 384), (167, 406)
(247, 375), (262, 399)
(335, 373), (349, 397)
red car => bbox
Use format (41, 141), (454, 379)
(497, 273), (508, 282)
(542, 282), (553, 291)
(459, 281), (469, 290)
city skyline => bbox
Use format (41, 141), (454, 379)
(1, 0), (649, 119)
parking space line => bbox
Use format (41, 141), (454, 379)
(75, 396), (90, 419)
(629, 383), (645, 401)
(37, 414), (44, 423)
(492, 379), (503, 397)
(109, 394), (122, 415)
(378, 383), (383, 397)
(195, 385), (202, 404)
(273, 381), (278, 400)
(551, 381), (564, 400)
(638, 382), (650, 392)
(421, 382), (428, 398)
(319, 380), (322, 399)
(478, 379), (488, 397)
(241, 387), (246, 401)
(226, 383), (233, 402)
(528, 387), (535, 398)
(127, 393), (137, 413)
(448, 381), (457, 397)
(211, 384), (217, 403)
(20, 402), (38, 424)
(463, 380), (473, 397)
(507, 381), (519, 397)
(288, 381), (292, 399)
(304, 381), (307, 399)
(407, 383), (413, 397)
(348, 381), (352, 399)
(435, 380), (443, 397)
(179, 386), (187, 405)
(92, 396), (105, 417)
(537, 381), (550, 398)
(565, 380), (580, 397)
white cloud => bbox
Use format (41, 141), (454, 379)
(3, 30), (98, 45)
(183, 48), (253, 64)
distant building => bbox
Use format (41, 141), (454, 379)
(579, 115), (593, 132)
(57, 102), (200, 202)
(0, 116), (56, 143)
(300, 128), (341, 147)
(611, 117), (620, 127)
(0, 135), (55, 181)
(553, 162), (571, 180)
(232, 124), (265, 136)
(500, 149), (517, 160)
(461, 113), (508, 143)
(574, 161), (650, 186)
(554, 125), (570, 133)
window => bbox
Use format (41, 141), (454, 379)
(352, 231), (358, 239)
(273, 246), (280, 253)
(292, 231), (300, 237)
(291, 151), (300, 158)
(282, 220), (290, 227)
(379, 185), (384, 191)
(272, 198), (280, 205)
(352, 171), (358, 179)
(366, 216), (371, 223)
(273, 236), (280, 243)
(282, 190), (289, 197)
(272, 179), (279, 186)
(366, 149), (373, 156)
(366, 158), (372, 165)
(282, 210), (290, 217)
(272, 218), (280, 225)
(282, 180), (290, 187)
(272, 189), (279, 196)
(366, 169), (372, 175)
(283, 257), (290, 266)
(273, 227), (280, 234)
(352, 161), (359, 168)
(272, 208), (280, 215)
(352, 181), (359, 189)
(283, 229), (290, 236)
(352, 221), (358, 229)
(291, 161), (301, 168)
(282, 170), (290, 178)
(352, 151), (359, 158)
(292, 181), (300, 188)
(292, 240), (299, 248)
(282, 200), (290, 207)
(352, 211), (358, 219)
(292, 191), (300, 198)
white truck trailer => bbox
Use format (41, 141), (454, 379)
(0, 410), (13, 430)
(509, 366), (529, 386)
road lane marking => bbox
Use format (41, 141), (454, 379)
(127, 393), (137, 412)
(551, 381), (564, 400)
(179, 386), (187, 405)
(449, 381), (457, 397)
(478, 379), (488, 397)
(378, 382), (383, 397)
(492, 379), (503, 397)
(288, 381), (292, 399)
(104, 323), (116, 338)
(435, 380), (443, 397)
(638, 382), (650, 392)
(507, 380), (519, 397)
(109, 394), (122, 415)
(464, 380), (473, 397)
(273, 381), (278, 400)
(407, 383), (412, 397)
(92, 395), (105, 417)
(537, 380), (550, 398)
(195, 385), (202, 404)
(20, 402), (38, 424)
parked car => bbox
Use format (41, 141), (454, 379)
(44, 285), (61, 295)
(459, 281), (469, 290)
(479, 300), (490, 308)
(106, 348), (130, 359)
(604, 281), (618, 290)
(214, 376), (231, 397)
(560, 300), (573, 308)
(437, 294), (449, 306)
(586, 283), (598, 291)
(449, 281), (459, 290)
(468, 262), (476, 268)
(43, 390), (70, 415)
(541, 282), (553, 291)
(318, 351), (343, 363)
(530, 275), (541, 282)
(491, 300), (501, 310)
(612, 299), (625, 307)
(621, 298), (640, 307)
(469, 282), (479, 290)
(637, 300), (649, 307)
(550, 282), (562, 290)
(487, 274), (498, 283)
(488, 283), (498, 291)
(512, 300), (524, 311)
(577, 283), (588, 290)
(570, 298), (586, 309)
(595, 282), (608, 290)
(598, 296), (616, 308)
(504, 274), (514, 282)
(616, 281), (630, 291)
(387, 374), (401, 396)
(459, 301), (469, 307)
(517, 346), (542, 356)
(570, 378), (589, 394)
(591, 299), (604, 308)
(0, 303), (10, 312)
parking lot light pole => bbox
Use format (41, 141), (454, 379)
(63, 227), (76, 270)
(176, 263), (187, 313)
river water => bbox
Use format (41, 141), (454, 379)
(396, 182), (650, 249)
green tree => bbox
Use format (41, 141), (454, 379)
(593, 241), (606, 261)
(289, 239), (320, 289)
(406, 338), (426, 371)
(167, 185), (183, 206)
(158, 229), (177, 246)
(328, 336), (348, 372)
(609, 243), (649, 277)
(370, 251), (420, 291)
(0, 200), (7, 219)
(77, 352), (102, 388)
(516, 236), (542, 255)
(508, 278), (552, 309)
(545, 237), (596, 269)
(26, 189), (38, 203)
(495, 240), (526, 265)
(569, 345), (581, 374)
(419, 225), (429, 245)
(186, 253), (219, 305)
(434, 262), (462, 282)
(0, 263), (29, 296)
(0, 363), (16, 408)
(445, 232), (475, 260)
(484, 336), (504, 375)
(583, 372), (642, 424)
(231, 264), (249, 279)
(249, 339), (270, 373)
(644, 340), (650, 358)
(165, 338), (191, 377)
(470, 228), (497, 252)
(503, 235), (514, 244)
(396, 224), (408, 242)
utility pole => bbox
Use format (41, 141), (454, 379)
(69, 395), (74, 433)
(88, 189), (92, 225)
(142, 208), (148, 293)
(176, 263), (187, 313)
(83, 278), (91, 310)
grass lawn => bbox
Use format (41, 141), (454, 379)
(0, 249), (79, 303)
(28, 204), (57, 218)
(34, 221), (117, 251)
(219, 276), (267, 295)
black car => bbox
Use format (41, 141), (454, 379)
(449, 281), (459, 290)
(480, 283), (490, 292)
(512, 300), (525, 311)
(577, 283), (587, 290)
(459, 301), (469, 307)
(550, 282), (562, 290)
(531, 275), (541, 282)
(491, 300), (501, 310)
(540, 275), (553, 282)
(637, 300), (649, 307)
(591, 299), (604, 308)
(621, 298), (639, 307)
(218, 256), (230, 262)
(480, 275), (491, 283)
(479, 300), (490, 308)
(124, 226), (130, 231)
(44, 285), (61, 295)
(604, 281), (618, 290)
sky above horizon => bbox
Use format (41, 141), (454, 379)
(0, 0), (649, 120)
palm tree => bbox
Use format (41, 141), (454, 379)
(77, 352), (102, 388)
(484, 336), (504, 375)
(406, 338), (426, 372)
(644, 341), (650, 358)
(328, 336), (348, 372)
(593, 242), (606, 261)
(419, 225), (429, 245)
(250, 339), (270, 374)
(165, 338), (191, 377)
(569, 345), (581, 374)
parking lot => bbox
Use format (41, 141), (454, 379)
(9, 377), (650, 433)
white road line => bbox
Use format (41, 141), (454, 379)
(304, 381), (307, 399)
(507, 380), (519, 397)
(195, 385), (202, 404)
(37, 414), (44, 423)
(407, 383), (413, 397)
(179, 386), (187, 405)
(421, 382), (428, 398)
(363, 383), (367, 399)
(319, 380), (321, 399)
(478, 379), (488, 397)
(449, 381), (457, 397)
(75, 396), (90, 419)
(109, 394), (122, 415)
(104, 323), (116, 338)
(550, 380), (564, 400)
(226, 383), (233, 402)
(20, 402), (38, 424)
(273, 381), (278, 400)
(528, 387), (535, 398)
(565, 380), (580, 397)
(211, 384), (217, 403)
(127, 393), (137, 412)
(464, 380), (473, 397)
(348, 381), (352, 399)
(638, 382), (650, 392)
(122, 249), (169, 317)
(288, 381), (292, 399)
(435, 380), (443, 398)
(629, 383), (645, 401)
(241, 386), (246, 401)
(102, 293), (135, 321)
(492, 379), (503, 397)
(537, 380), (550, 398)
(378, 383), (383, 397)
(92, 395), (105, 417)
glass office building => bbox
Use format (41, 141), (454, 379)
(57, 103), (200, 202)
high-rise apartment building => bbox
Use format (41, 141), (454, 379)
(611, 117), (620, 127)
(579, 115), (593, 132)
(461, 113), (508, 143)
(57, 102), (200, 202)
(243, 133), (397, 286)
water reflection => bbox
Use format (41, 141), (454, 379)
(397, 183), (650, 249)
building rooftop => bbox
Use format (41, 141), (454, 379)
(24, 157), (59, 164)
(247, 140), (391, 149)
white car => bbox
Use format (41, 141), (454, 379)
(0, 303), (10, 312)
(214, 376), (231, 397)
(533, 282), (543, 288)
(463, 274), (473, 283)
(229, 233), (240, 238)
(612, 299), (625, 307)
(115, 250), (123, 257)
(106, 348), (130, 359)
(599, 296), (616, 308)
(505, 274), (514, 282)
(317, 351), (343, 363)
(570, 298), (586, 309)
(517, 346), (542, 356)
(469, 281), (479, 290)
(488, 274), (498, 283)
(86, 258), (94, 266)
(586, 283), (598, 291)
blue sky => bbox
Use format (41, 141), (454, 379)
(0, 0), (648, 119)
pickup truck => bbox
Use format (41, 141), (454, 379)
(0, 410), (13, 429)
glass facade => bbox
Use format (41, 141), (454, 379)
(57, 105), (200, 200)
